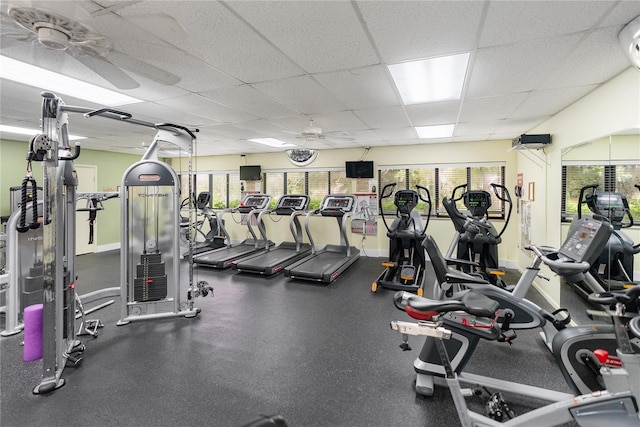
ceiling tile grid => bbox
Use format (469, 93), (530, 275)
(0, 0), (638, 156)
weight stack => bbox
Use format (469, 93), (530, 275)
(133, 253), (167, 302)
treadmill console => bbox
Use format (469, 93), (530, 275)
(274, 195), (309, 214)
(238, 194), (271, 214)
(320, 195), (355, 217)
(464, 190), (491, 218)
(559, 216), (612, 263)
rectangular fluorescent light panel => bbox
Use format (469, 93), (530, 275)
(388, 53), (470, 105)
(415, 124), (455, 139)
(249, 138), (296, 148)
(0, 124), (86, 141)
(0, 55), (141, 106)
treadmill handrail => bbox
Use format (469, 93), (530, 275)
(255, 208), (272, 251)
(247, 208), (266, 248)
(289, 210), (306, 252)
(341, 211), (354, 258)
(304, 209), (320, 254)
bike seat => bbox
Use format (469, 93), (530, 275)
(394, 290), (499, 321)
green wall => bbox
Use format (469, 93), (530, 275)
(1, 138), (139, 246)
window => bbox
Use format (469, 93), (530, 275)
(286, 172), (305, 195)
(179, 163), (508, 218)
(265, 172), (284, 209)
(308, 171), (329, 210)
(379, 163), (506, 217)
(562, 162), (640, 221)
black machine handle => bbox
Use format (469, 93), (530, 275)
(451, 183), (467, 202)
(577, 184), (598, 219)
(379, 183), (397, 233)
(490, 183), (512, 239)
(415, 184), (432, 234)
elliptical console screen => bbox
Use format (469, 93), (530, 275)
(465, 191), (491, 217)
(559, 217), (611, 262)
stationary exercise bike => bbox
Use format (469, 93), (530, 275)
(443, 183), (512, 289)
(390, 285), (640, 426)
(372, 183), (431, 296)
(574, 184), (639, 294)
(394, 215), (640, 399)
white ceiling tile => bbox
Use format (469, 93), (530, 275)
(467, 34), (582, 98)
(512, 86), (597, 119)
(307, 111), (368, 133)
(459, 94), (528, 122)
(199, 85), (299, 119)
(227, 1), (378, 73)
(155, 94), (257, 124)
(354, 106), (411, 129)
(373, 127), (417, 141)
(106, 0), (305, 83)
(314, 65), (400, 110)
(253, 75), (347, 114)
(357, 1), (485, 63)
(405, 101), (461, 126)
(537, 28), (631, 90)
(480, 1), (612, 48)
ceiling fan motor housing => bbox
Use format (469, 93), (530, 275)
(37, 26), (69, 50)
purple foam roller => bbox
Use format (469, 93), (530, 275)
(23, 303), (43, 362)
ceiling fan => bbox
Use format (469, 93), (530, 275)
(289, 119), (356, 146)
(0, 0), (183, 90)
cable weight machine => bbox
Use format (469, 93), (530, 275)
(21, 92), (209, 394)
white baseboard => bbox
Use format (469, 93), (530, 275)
(97, 242), (120, 253)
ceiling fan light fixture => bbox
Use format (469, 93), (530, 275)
(37, 26), (69, 50)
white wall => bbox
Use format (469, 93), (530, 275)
(516, 67), (640, 306)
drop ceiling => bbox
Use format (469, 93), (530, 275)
(1, 0), (639, 156)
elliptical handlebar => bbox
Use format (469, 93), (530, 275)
(415, 184), (432, 234)
(379, 182), (397, 233)
(577, 184), (599, 219)
(451, 183), (467, 202)
(490, 183), (512, 238)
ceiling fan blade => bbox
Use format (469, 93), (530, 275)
(68, 48), (139, 89)
(104, 49), (180, 86)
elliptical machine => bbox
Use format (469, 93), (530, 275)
(372, 183), (431, 296)
(179, 191), (225, 257)
(443, 183), (512, 289)
(575, 184), (639, 294)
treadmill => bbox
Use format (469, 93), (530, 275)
(284, 194), (360, 283)
(193, 194), (272, 269)
(233, 195), (312, 275)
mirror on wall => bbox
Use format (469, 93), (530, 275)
(560, 128), (640, 320)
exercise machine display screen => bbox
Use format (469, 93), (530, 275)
(322, 196), (354, 212)
(276, 195), (308, 211)
(242, 195), (270, 209)
(559, 217), (611, 263)
(394, 190), (418, 212)
(464, 191), (491, 217)
(593, 192), (627, 223)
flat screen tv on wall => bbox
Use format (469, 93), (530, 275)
(345, 161), (374, 179)
(239, 165), (262, 181)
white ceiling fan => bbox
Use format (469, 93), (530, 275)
(290, 119), (356, 146)
(0, 0), (184, 90)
